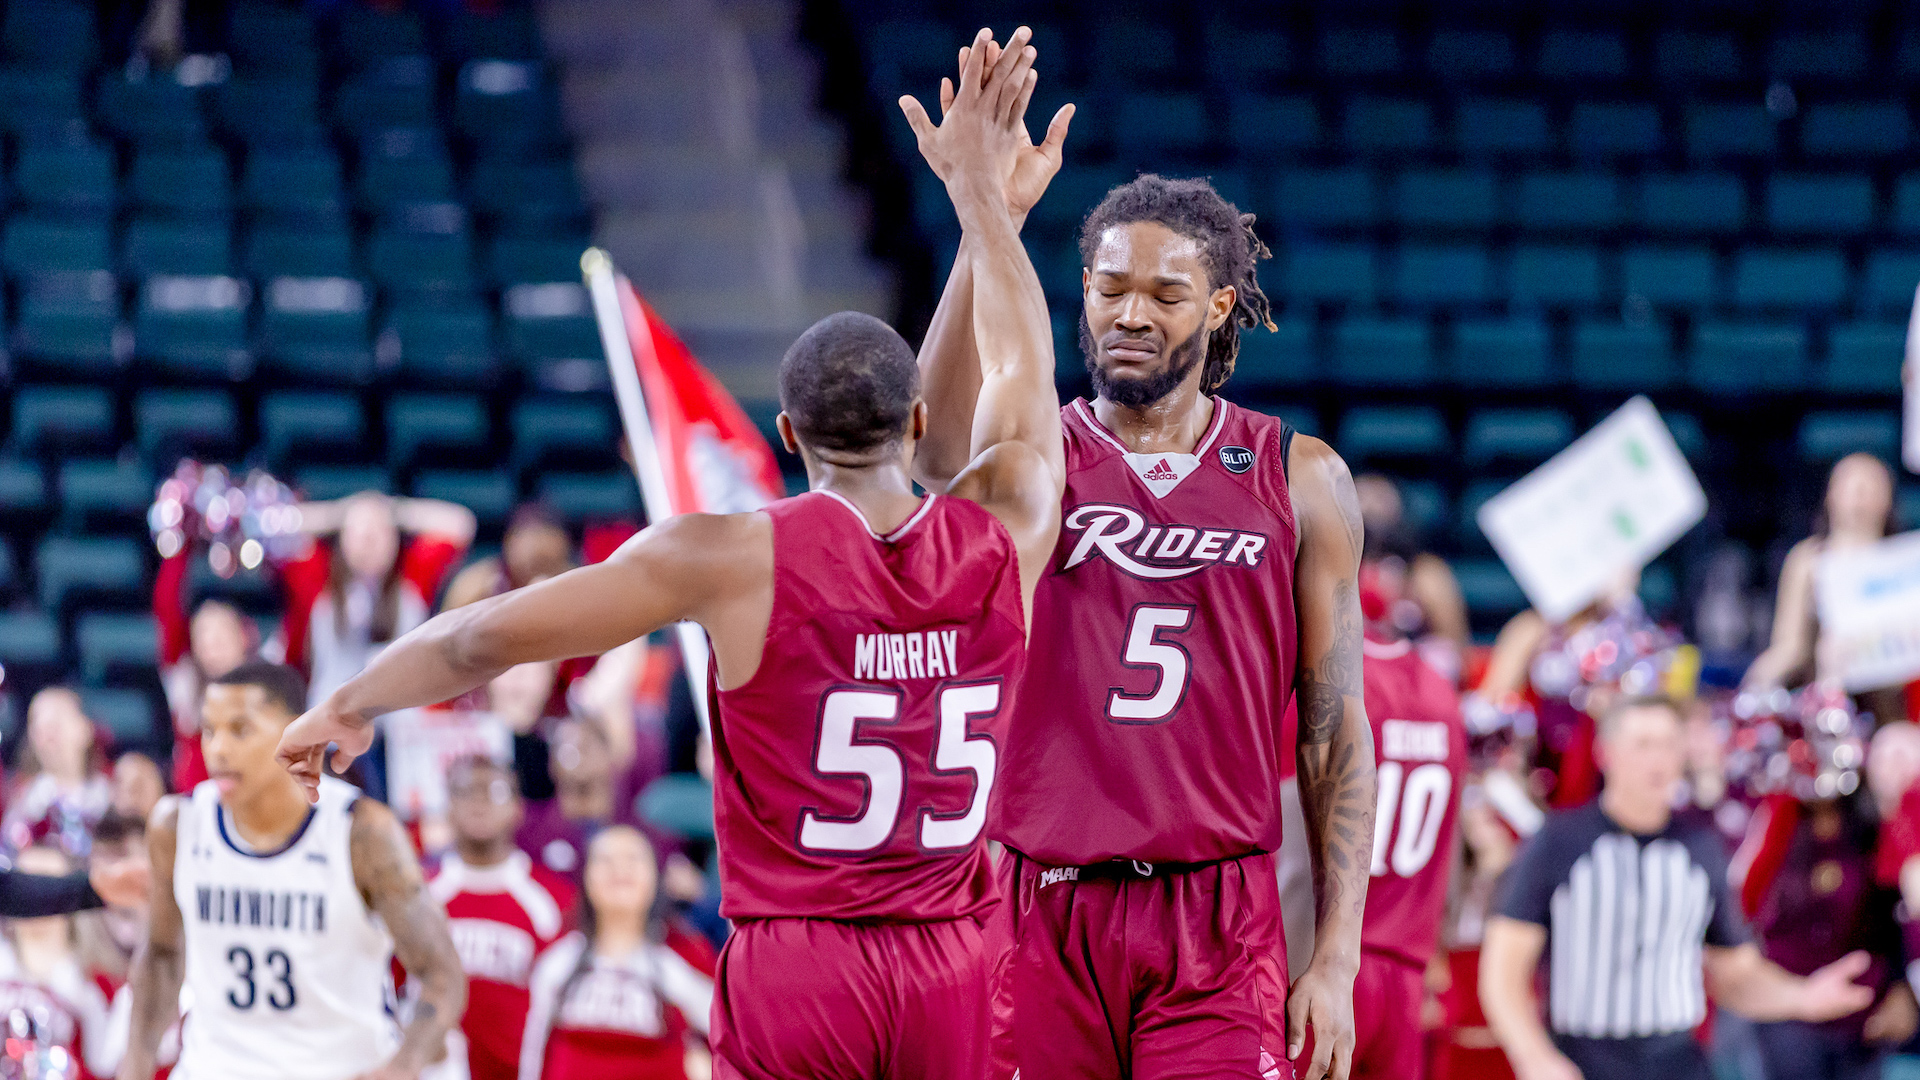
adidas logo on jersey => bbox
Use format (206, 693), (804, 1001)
(1061, 503), (1271, 580)
(1142, 458), (1178, 482)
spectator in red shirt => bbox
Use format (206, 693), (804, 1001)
(429, 757), (576, 1080)
(4, 690), (111, 859)
(151, 594), (253, 793)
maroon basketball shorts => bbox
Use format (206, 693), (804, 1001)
(709, 915), (989, 1080)
(1351, 950), (1427, 1080)
(995, 850), (1292, 1080)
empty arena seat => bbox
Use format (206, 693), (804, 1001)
(294, 465), (389, 500)
(1571, 320), (1676, 390)
(3, 215), (111, 278)
(1538, 30), (1628, 79)
(123, 218), (232, 278)
(1342, 96), (1433, 154)
(1336, 405), (1449, 464)
(1636, 172), (1746, 234)
(1225, 95), (1319, 156)
(355, 132), (455, 209)
(1453, 482), (1506, 553)
(386, 394), (489, 470)
(455, 60), (562, 154)
(227, 1), (317, 77)
(1454, 559), (1528, 623)
(135, 275), (251, 380)
(1330, 317), (1434, 385)
(1318, 26), (1402, 76)
(1797, 410), (1899, 461)
(412, 470), (516, 525)
(1569, 102), (1664, 157)
(242, 153), (347, 223)
(95, 74), (207, 146)
(538, 472), (640, 520)
(13, 273), (119, 374)
(1862, 251), (1920, 313)
(1452, 318), (1554, 386)
(467, 161), (589, 230)
(2, 0), (95, 70)
(215, 77), (325, 148)
(259, 392), (367, 466)
(1825, 323), (1905, 393)
(1463, 409), (1574, 467)
(1116, 93), (1208, 157)
(81, 687), (159, 746)
(0, 68), (83, 137)
(259, 277), (374, 384)
(1280, 244), (1375, 306)
(245, 226), (355, 280)
(1771, 29), (1869, 82)
(9, 385), (113, 453)
(35, 535), (145, 613)
(1801, 102), (1911, 157)
(75, 613), (158, 683)
(1453, 98), (1549, 156)
(387, 305), (496, 387)
(1621, 246), (1717, 308)
(0, 459), (48, 515)
(13, 143), (114, 211)
(59, 459), (152, 528)
(1234, 318), (1317, 388)
(1731, 248), (1848, 308)
(1429, 30), (1515, 79)
(1392, 170), (1498, 230)
(134, 390), (237, 461)
(1391, 245), (1494, 306)
(0, 611), (61, 676)
(367, 228), (477, 295)
(1765, 174), (1875, 235)
(1683, 102), (1777, 160)
(1655, 30), (1743, 82)
(1508, 246), (1603, 309)
(510, 397), (618, 473)
(1272, 167), (1380, 228)
(1392, 478), (1449, 541)
(1689, 322), (1809, 392)
(1514, 172), (1622, 233)
(502, 282), (600, 366)
(485, 236), (588, 288)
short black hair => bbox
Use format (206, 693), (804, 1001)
(778, 311), (920, 456)
(92, 810), (147, 848)
(1079, 174), (1275, 395)
(210, 660), (307, 718)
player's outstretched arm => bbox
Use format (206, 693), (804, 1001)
(907, 31), (1072, 492)
(277, 512), (770, 798)
(1285, 434), (1377, 1080)
(349, 798), (468, 1080)
(117, 798), (184, 1080)
(1704, 943), (1874, 1023)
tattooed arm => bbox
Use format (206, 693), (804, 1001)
(117, 798), (184, 1080)
(1284, 434), (1377, 1080)
(349, 798), (467, 1080)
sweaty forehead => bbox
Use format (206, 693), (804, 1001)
(1091, 222), (1208, 283)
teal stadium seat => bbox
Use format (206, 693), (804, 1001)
(1893, 175), (1920, 235)
(136, 275), (251, 380)
(259, 392), (366, 467)
(1452, 318), (1555, 387)
(503, 283), (601, 366)
(129, 148), (232, 218)
(1771, 30), (1868, 82)
(1233, 318), (1316, 389)
(510, 397), (617, 475)
(0, 459), (48, 516)
(1225, 95), (1319, 157)
(412, 471), (515, 526)
(214, 78), (326, 149)
(1281, 244), (1375, 305)
(1393, 478), (1449, 541)
(134, 389), (236, 461)
(1656, 31), (1743, 82)
(1800, 102), (1911, 158)
(0, 68), (83, 139)
(386, 394), (489, 470)
(95, 75), (206, 146)
(13, 144), (114, 212)
(1454, 481), (1506, 553)
(1767, 174), (1874, 236)
(3, 216), (109, 278)
(1332, 318), (1435, 386)
(36, 535), (145, 613)
(1690, 322), (1809, 392)
(1429, 31), (1515, 80)
(1273, 167), (1379, 228)
(1572, 320), (1676, 390)
(537, 472), (639, 520)
(1392, 245), (1494, 306)
(227, 1), (318, 79)
(367, 217), (477, 295)
(9, 385), (112, 453)
(1862, 251), (1920, 313)
(1319, 26), (1401, 77)
(76, 613), (158, 683)
(246, 226), (355, 280)
(1662, 412), (1708, 463)
(1463, 409), (1574, 468)
(454, 61), (562, 155)
(1569, 102), (1663, 157)
(485, 236), (586, 288)
(1454, 559), (1528, 624)
(1508, 246), (1602, 310)
(295, 465), (388, 500)
(14, 273), (119, 373)
(445, 8), (541, 62)
(0, 612), (61, 677)
(1732, 248), (1848, 308)
(1266, 405), (1321, 439)
(59, 459), (152, 528)
(1116, 93), (1207, 158)
(259, 277), (374, 384)
(1797, 411), (1899, 462)
(467, 161), (588, 230)
(333, 71), (435, 138)
(1683, 103), (1776, 160)
(1901, 486), (1920, 531)
(81, 688), (158, 747)
(334, 6), (427, 70)
(1637, 172), (1746, 234)
(387, 306), (495, 387)
(1539, 30), (1628, 79)
(242, 153), (347, 223)
(1393, 170), (1497, 230)
(1342, 97), (1432, 155)
(123, 218), (231, 277)
(1454, 99), (1549, 156)
(1337, 406), (1450, 467)
(1825, 324), (1905, 393)
(1621, 246), (1717, 308)
(1203, 20), (1292, 85)
(1514, 172), (1622, 233)
(3, 0), (97, 70)
(355, 130), (455, 209)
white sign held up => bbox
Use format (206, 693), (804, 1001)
(1816, 530), (1920, 693)
(1477, 396), (1707, 624)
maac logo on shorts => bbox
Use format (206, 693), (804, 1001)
(1218, 445), (1254, 474)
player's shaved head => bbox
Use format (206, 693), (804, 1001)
(779, 311), (921, 458)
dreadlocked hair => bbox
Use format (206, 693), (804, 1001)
(1077, 173), (1276, 395)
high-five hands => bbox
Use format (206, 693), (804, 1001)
(899, 27), (1069, 211)
(938, 33), (1073, 220)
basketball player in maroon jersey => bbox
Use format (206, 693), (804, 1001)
(908, 40), (1377, 1080)
(1350, 626), (1466, 1079)
(278, 34), (1064, 1080)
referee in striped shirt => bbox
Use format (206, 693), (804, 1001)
(1481, 694), (1874, 1080)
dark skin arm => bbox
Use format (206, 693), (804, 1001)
(1287, 434), (1377, 1080)
(348, 798), (467, 1080)
(117, 798), (185, 1080)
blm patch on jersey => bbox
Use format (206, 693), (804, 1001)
(1122, 452), (1201, 497)
(1219, 445), (1254, 473)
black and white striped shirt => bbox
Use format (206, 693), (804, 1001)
(1499, 801), (1749, 1040)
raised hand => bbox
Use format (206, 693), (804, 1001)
(276, 699), (376, 803)
(899, 27), (1046, 207)
(941, 37), (1074, 220)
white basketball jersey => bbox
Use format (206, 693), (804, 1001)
(172, 776), (400, 1080)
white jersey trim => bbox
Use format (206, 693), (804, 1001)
(816, 490), (938, 543)
(429, 852), (563, 941)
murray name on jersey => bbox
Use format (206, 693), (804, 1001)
(1061, 503), (1272, 581)
(852, 630), (964, 682)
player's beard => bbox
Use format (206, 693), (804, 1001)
(1080, 311), (1207, 409)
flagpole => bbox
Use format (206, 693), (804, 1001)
(582, 247), (714, 735)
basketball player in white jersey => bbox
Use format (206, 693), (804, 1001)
(118, 662), (467, 1080)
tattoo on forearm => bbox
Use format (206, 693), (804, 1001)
(1299, 579), (1363, 745)
(352, 807), (467, 1067)
(1296, 576), (1376, 927)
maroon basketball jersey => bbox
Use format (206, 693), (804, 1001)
(992, 398), (1300, 865)
(1359, 634), (1466, 968)
(711, 490), (1026, 922)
